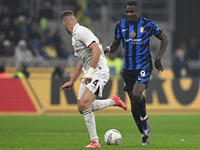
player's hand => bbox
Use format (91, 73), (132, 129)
(60, 81), (74, 91)
(154, 56), (164, 72)
(83, 77), (92, 84)
(103, 47), (110, 54)
(83, 67), (94, 84)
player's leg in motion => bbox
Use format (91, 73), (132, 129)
(132, 82), (151, 145)
(91, 94), (127, 111)
(78, 88), (101, 148)
(128, 92), (144, 135)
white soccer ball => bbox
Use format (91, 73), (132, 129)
(104, 129), (122, 145)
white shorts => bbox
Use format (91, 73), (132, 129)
(78, 67), (109, 100)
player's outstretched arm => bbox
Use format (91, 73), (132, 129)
(104, 39), (121, 54)
(60, 60), (83, 91)
(154, 32), (169, 72)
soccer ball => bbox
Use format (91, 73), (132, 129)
(104, 129), (122, 145)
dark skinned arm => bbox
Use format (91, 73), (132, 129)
(154, 32), (169, 72)
(104, 39), (121, 54)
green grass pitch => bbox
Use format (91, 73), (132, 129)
(0, 115), (200, 150)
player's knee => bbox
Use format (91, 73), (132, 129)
(78, 100), (88, 114)
(77, 101), (82, 114)
(79, 104), (86, 114)
(132, 92), (142, 102)
(78, 107), (82, 114)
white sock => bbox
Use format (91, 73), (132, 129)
(91, 99), (115, 111)
(140, 115), (148, 121)
(83, 108), (99, 142)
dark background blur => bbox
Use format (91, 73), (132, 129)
(0, 0), (200, 76)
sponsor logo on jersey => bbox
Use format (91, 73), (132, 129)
(125, 39), (142, 44)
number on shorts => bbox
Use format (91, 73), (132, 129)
(93, 80), (99, 87)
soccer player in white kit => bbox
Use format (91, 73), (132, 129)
(60, 10), (127, 148)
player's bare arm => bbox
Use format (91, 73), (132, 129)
(89, 42), (102, 68)
(61, 60), (83, 91)
(104, 39), (121, 54)
(83, 42), (101, 84)
(154, 32), (169, 72)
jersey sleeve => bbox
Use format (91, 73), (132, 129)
(150, 21), (162, 38)
(114, 22), (122, 40)
(77, 27), (96, 47)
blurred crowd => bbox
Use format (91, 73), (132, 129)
(0, 0), (200, 78)
(171, 39), (200, 78)
(0, 0), (73, 67)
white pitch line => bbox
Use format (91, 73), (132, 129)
(1, 132), (200, 137)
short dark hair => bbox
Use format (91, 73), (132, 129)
(125, 1), (139, 8)
(60, 10), (74, 21)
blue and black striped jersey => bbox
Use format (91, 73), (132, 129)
(114, 17), (162, 71)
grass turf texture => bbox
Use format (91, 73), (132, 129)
(0, 115), (200, 150)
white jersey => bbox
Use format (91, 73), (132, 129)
(72, 23), (108, 73)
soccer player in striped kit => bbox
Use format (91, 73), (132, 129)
(60, 10), (127, 148)
(105, 1), (168, 145)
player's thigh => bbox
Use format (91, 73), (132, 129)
(78, 80), (96, 105)
(78, 79), (86, 100)
(123, 71), (137, 92)
(132, 82), (146, 96)
(81, 87), (96, 104)
(79, 88), (96, 111)
(132, 69), (151, 96)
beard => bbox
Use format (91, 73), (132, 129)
(127, 15), (139, 24)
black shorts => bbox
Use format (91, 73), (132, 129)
(122, 69), (152, 92)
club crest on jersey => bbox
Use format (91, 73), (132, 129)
(130, 30), (136, 37)
(140, 27), (144, 33)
